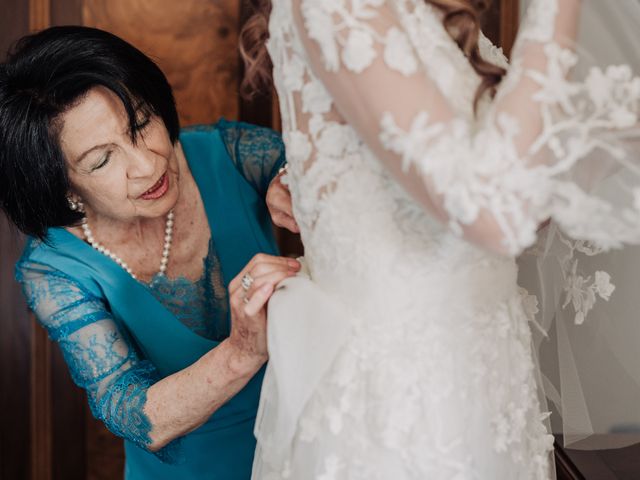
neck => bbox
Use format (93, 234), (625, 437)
(89, 203), (167, 244)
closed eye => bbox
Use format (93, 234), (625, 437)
(132, 105), (152, 135)
(92, 150), (112, 171)
(135, 115), (151, 130)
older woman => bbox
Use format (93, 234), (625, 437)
(0, 26), (298, 479)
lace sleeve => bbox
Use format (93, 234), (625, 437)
(217, 119), (287, 197)
(16, 260), (182, 463)
(291, 0), (640, 255)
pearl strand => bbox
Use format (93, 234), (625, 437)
(81, 210), (174, 282)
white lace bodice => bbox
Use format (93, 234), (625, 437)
(269, 0), (640, 271)
(268, 1), (513, 303)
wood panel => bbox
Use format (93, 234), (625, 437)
(0, 219), (32, 480)
(29, 0), (50, 31)
(30, 321), (52, 480)
(1, 3), (36, 480)
(482, 0), (519, 56)
(555, 440), (587, 480)
(50, 346), (87, 480)
(0, 0), (29, 56)
(50, 0), (82, 26)
(555, 436), (640, 480)
(86, 408), (124, 480)
(83, 0), (241, 127)
(500, 0), (519, 57)
(482, 0), (501, 48)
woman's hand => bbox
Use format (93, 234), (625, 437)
(143, 253), (301, 450)
(226, 253), (301, 371)
(266, 170), (300, 233)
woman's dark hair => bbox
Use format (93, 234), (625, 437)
(0, 26), (180, 239)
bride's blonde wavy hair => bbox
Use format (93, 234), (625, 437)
(239, 0), (505, 110)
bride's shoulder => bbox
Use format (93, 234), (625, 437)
(290, 0), (432, 75)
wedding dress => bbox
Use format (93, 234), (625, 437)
(253, 1), (640, 479)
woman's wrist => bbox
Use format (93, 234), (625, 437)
(220, 338), (267, 379)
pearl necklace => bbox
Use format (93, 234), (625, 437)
(81, 210), (174, 282)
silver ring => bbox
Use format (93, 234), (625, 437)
(278, 163), (289, 176)
(241, 273), (254, 292)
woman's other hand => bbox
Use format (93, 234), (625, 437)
(227, 254), (301, 370)
(266, 170), (300, 233)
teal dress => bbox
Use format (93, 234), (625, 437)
(16, 120), (285, 479)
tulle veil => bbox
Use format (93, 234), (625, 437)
(518, 0), (640, 451)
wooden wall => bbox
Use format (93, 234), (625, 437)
(83, 0), (241, 126)
(0, 218), (31, 480)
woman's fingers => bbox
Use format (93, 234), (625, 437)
(249, 260), (297, 279)
(243, 269), (294, 302)
(243, 283), (274, 317)
(227, 252), (298, 361)
(245, 253), (298, 273)
(230, 254), (300, 293)
(232, 268), (296, 319)
(226, 252), (300, 359)
(268, 187), (294, 217)
(272, 213), (300, 233)
(230, 262), (297, 295)
(233, 269), (294, 315)
(267, 176), (299, 232)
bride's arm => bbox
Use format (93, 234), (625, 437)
(291, 0), (581, 255)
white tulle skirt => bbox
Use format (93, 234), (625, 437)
(252, 259), (555, 480)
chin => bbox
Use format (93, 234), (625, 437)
(138, 190), (178, 221)
(157, 186), (179, 216)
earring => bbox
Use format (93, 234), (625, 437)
(67, 196), (85, 213)
(67, 196), (78, 211)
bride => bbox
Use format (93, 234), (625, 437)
(241, 0), (640, 478)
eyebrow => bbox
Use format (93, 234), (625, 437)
(75, 143), (110, 164)
(73, 105), (149, 164)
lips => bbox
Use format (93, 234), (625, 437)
(139, 172), (169, 200)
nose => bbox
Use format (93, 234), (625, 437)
(126, 143), (156, 180)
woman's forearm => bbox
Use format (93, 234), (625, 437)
(144, 339), (265, 450)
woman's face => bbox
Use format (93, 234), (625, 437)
(60, 87), (180, 224)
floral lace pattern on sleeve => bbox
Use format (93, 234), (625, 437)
(217, 119), (287, 196)
(16, 260), (182, 463)
(294, 0), (640, 255)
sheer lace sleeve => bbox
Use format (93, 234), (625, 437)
(16, 260), (182, 463)
(217, 119), (286, 196)
(290, 0), (640, 255)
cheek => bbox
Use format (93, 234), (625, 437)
(146, 122), (174, 158)
(69, 166), (131, 209)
